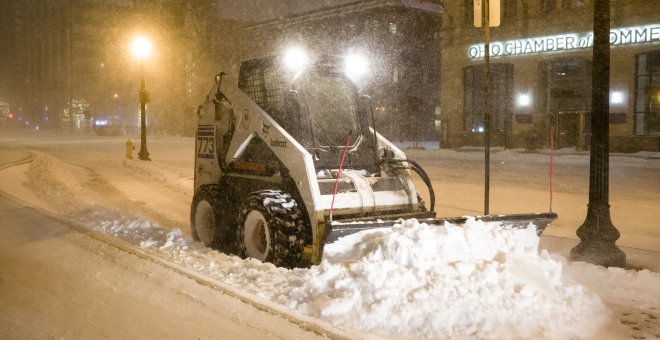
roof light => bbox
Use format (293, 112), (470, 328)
(344, 53), (369, 81)
(284, 47), (309, 72)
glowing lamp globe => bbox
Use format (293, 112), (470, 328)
(131, 36), (153, 60)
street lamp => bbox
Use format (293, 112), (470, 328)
(569, 0), (625, 268)
(130, 36), (152, 161)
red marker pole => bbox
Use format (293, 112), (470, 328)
(329, 130), (352, 222)
(549, 127), (554, 212)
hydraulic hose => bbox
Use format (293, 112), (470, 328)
(387, 158), (435, 212)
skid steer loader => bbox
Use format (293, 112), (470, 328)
(191, 50), (557, 268)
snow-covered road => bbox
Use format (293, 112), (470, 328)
(1, 132), (659, 339)
(0, 194), (341, 339)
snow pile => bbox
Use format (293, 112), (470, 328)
(77, 209), (170, 248)
(122, 158), (192, 195)
(24, 153), (95, 214)
(275, 219), (607, 339)
(80, 208), (607, 338)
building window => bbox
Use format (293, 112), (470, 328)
(388, 22), (397, 34)
(541, 0), (556, 14)
(372, 19), (380, 33)
(502, 0), (517, 22)
(537, 59), (592, 113)
(348, 22), (357, 36)
(562, 0), (588, 9)
(463, 63), (514, 133)
(468, 0), (516, 28)
(634, 50), (660, 136)
(464, 0), (474, 26)
(537, 59), (592, 148)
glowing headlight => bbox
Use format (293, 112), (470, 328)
(284, 47), (309, 71)
(344, 53), (369, 80)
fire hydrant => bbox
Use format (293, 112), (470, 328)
(125, 139), (135, 159)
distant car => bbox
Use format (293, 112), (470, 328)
(96, 125), (122, 136)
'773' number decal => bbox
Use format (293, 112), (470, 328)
(197, 125), (215, 159)
(197, 136), (215, 159)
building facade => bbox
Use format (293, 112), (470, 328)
(239, 0), (443, 143)
(0, 0), (136, 131)
(439, 0), (660, 151)
(0, 0), (218, 136)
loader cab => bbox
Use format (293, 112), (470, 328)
(292, 63), (359, 145)
(238, 53), (379, 174)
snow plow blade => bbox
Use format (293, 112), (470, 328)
(326, 212), (558, 243)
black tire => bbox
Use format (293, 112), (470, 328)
(237, 190), (308, 268)
(190, 186), (226, 248)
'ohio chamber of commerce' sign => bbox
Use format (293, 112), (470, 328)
(468, 23), (660, 59)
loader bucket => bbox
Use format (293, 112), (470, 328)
(326, 212), (558, 244)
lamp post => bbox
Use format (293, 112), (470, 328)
(130, 36), (152, 161)
(569, 0), (625, 267)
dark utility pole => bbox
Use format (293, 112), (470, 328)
(482, 0), (491, 215)
(66, 0), (73, 133)
(569, 0), (625, 267)
(138, 61), (150, 161)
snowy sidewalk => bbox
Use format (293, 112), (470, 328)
(411, 145), (660, 160)
(540, 235), (660, 272)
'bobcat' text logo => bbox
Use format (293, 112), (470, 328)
(270, 139), (287, 148)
